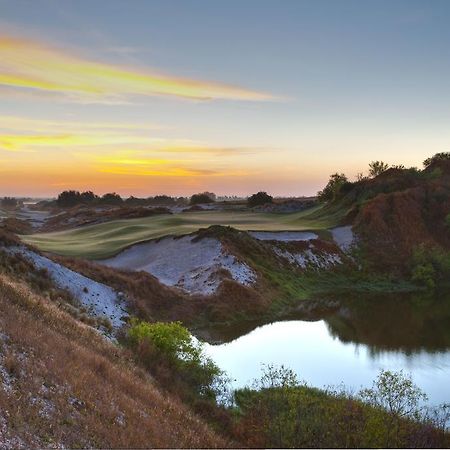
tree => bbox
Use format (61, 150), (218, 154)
(1, 197), (18, 209)
(79, 191), (98, 204)
(247, 191), (273, 207)
(317, 173), (348, 202)
(100, 192), (123, 205)
(423, 152), (450, 168)
(368, 161), (390, 177)
(359, 370), (427, 447)
(356, 172), (368, 182)
(190, 192), (215, 205)
(57, 190), (81, 208)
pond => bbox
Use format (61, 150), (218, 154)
(202, 290), (450, 405)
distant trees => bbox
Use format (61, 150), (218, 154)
(247, 191), (273, 207)
(80, 191), (98, 204)
(56, 190), (122, 207)
(423, 152), (450, 168)
(190, 192), (216, 205)
(100, 192), (123, 205)
(56, 191), (84, 208)
(55, 190), (188, 208)
(368, 161), (390, 177)
(1, 197), (19, 209)
(317, 173), (349, 202)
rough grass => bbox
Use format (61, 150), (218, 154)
(22, 205), (345, 259)
(0, 274), (227, 448)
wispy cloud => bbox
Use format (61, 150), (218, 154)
(0, 34), (274, 102)
(90, 150), (250, 177)
(157, 145), (260, 156)
(0, 116), (164, 152)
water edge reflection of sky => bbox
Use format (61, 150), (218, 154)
(203, 320), (450, 406)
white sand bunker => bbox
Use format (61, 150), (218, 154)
(330, 226), (355, 252)
(249, 231), (318, 241)
(101, 235), (256, 296)
(9, 247), (128, 329)
(273, 245), (342, 270)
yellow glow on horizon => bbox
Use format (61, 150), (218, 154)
(0, 35), (274, 101)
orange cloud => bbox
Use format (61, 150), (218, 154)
(0, 35), (274, 102)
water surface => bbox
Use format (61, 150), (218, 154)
(203, 291), (450, 405)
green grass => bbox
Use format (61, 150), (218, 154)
(22, 205), (345, 259)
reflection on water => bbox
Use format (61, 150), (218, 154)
(202, 290), (450, 405)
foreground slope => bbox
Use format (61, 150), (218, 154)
(0, 273), (225, 448)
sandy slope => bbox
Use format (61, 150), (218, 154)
(101, 235), (256, 295)
(9, 247), (128, 328)
(330, 226), (355, 252)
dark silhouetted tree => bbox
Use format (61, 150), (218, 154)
(317, 173), (348, 202)
(100, 192), (123, 205)
(57, 190), (81, 208)
(247, 191), (273, 207)
(368, 161), (390, 177)
(423, 152), (450, 168)
(190, 192), (216, 205)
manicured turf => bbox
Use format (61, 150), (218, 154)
(22, 205), (345, 259)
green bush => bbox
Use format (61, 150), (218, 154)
(233, 366), (449, 448)
(410, 245), (450, 289)
(127, 320), (227, 402)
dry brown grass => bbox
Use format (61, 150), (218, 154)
(0, 274), (227, 448)
(52, 253), (268, 326)
(0, 218), (32, 235)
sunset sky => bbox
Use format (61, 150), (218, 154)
(1, 0), (450, 197)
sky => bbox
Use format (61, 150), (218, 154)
(1, 0), (450, 197)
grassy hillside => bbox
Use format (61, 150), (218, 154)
(22, 205), (345, 259)
(0, 272), (226, 448)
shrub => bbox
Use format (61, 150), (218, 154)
(247, 191), (273, 207)
(234, 366), (449, 448)
(410, 245), (450, 289)
(127, 320), (227, 402)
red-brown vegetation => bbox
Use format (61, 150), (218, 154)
(0, 274), (227, 448)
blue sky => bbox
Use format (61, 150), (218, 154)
(1, 0), (449, 196)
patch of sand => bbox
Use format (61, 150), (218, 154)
(100, 235), (256, 295)
(9, 247), (128, 329)
(249, 231), (318, 241)
(330, 226), (355, 252)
